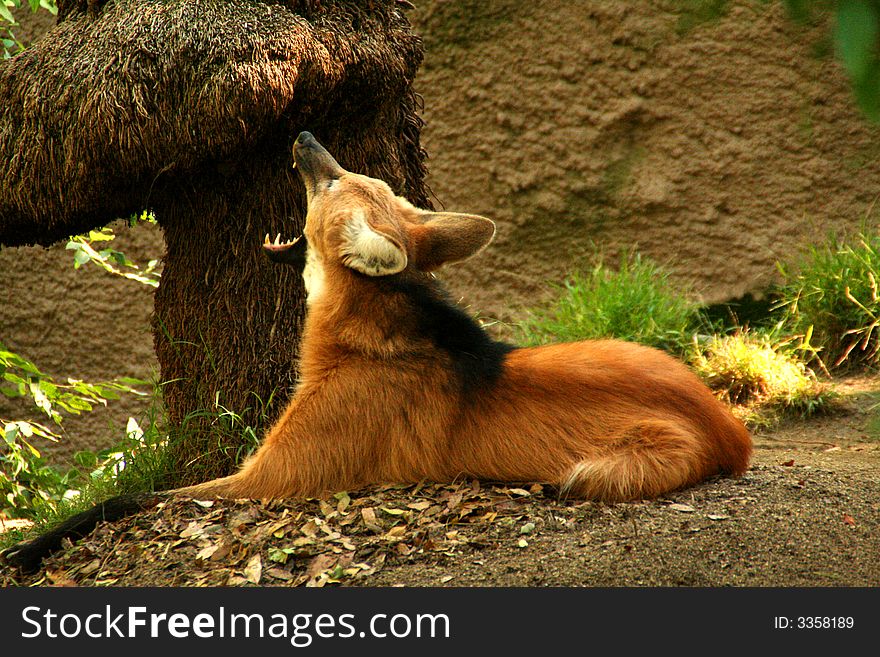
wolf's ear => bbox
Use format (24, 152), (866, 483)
(339, 209), (408, 276)
(411, 212), (496, 271)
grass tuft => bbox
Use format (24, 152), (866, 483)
(776, 229), (880, 370)
(691, 331), (836, 426)
(518, 252), (702, 355)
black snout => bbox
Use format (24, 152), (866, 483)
(293, 132), (346, 195)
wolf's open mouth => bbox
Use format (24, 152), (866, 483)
(262, 233), (301, 252)
(261, 232), (308, 268)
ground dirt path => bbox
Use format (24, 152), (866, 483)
(2, 377), (878, 587)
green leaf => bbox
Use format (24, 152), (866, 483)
(37, 379), (58, 398)
(74, 451), (99, 468)
(72, 248), (90, 267)
(109, 251), (133, 267)
(835, 0), (880, 81)
(0, 4), (16, 25)
(3, 423), (19, 445)
(1, 349), (43, 375)
(22, 437), (40, 458)
(0, 384), (22, 398)
(118, 377), (150, 386)
(3, 371), (27, 387)
(268, 547), (294, 564)
(61, 397), (93, 412)
(380, 506), (409, 516)
(88, 232), (114, 243)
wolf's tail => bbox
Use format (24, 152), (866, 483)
(560, 417), (750, 502)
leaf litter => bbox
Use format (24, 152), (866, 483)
(6, 480), (591, 587)
(3, 457), (879, 587)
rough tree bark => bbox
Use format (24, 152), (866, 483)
(0, 0), (430, 485)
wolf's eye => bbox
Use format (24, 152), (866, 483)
(326, 180), (339, 191)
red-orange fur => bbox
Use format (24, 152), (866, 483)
(180, 141), (752, 503)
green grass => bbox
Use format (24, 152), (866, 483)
(518, 249), (837, 428)
(518, 251), (703, 355)
(776, 229), (880, 370)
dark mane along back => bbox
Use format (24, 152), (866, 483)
(389, 277), (516, 396)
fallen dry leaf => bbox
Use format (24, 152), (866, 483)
(243, 554), (262, 584)
(228, 507), (262, 532)
(266, 567), (295, 581)
(361, 507), (382, 532)
(445, 491), (464, 510)
(506, 488), (531, 497)
(179, 521), (204, 539)
(209, 539), (233, 562)
(385, 526), (406, 539)
(300, 518), (321, 537)
(304, 554), (338, 587)
(334, 492), (352, 513)
(196, 544), (219, 561)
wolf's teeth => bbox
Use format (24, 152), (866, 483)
(274, 233), (281, 246)
(263, 233), (270, 245)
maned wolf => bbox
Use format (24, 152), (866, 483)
(3, 132), (751, 571)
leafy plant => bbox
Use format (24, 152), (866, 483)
(1, 0), (57, 59)
(0, 345), (147, 518)
(775, 228), (880, 369)
(65, 212), (160, 287)
(1, 210), (159, 519)
(519, 251), (703, 355)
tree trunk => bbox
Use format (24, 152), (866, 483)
(0, 0), (430, 485)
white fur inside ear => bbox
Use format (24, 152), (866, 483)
(339, 209), (407, 276)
